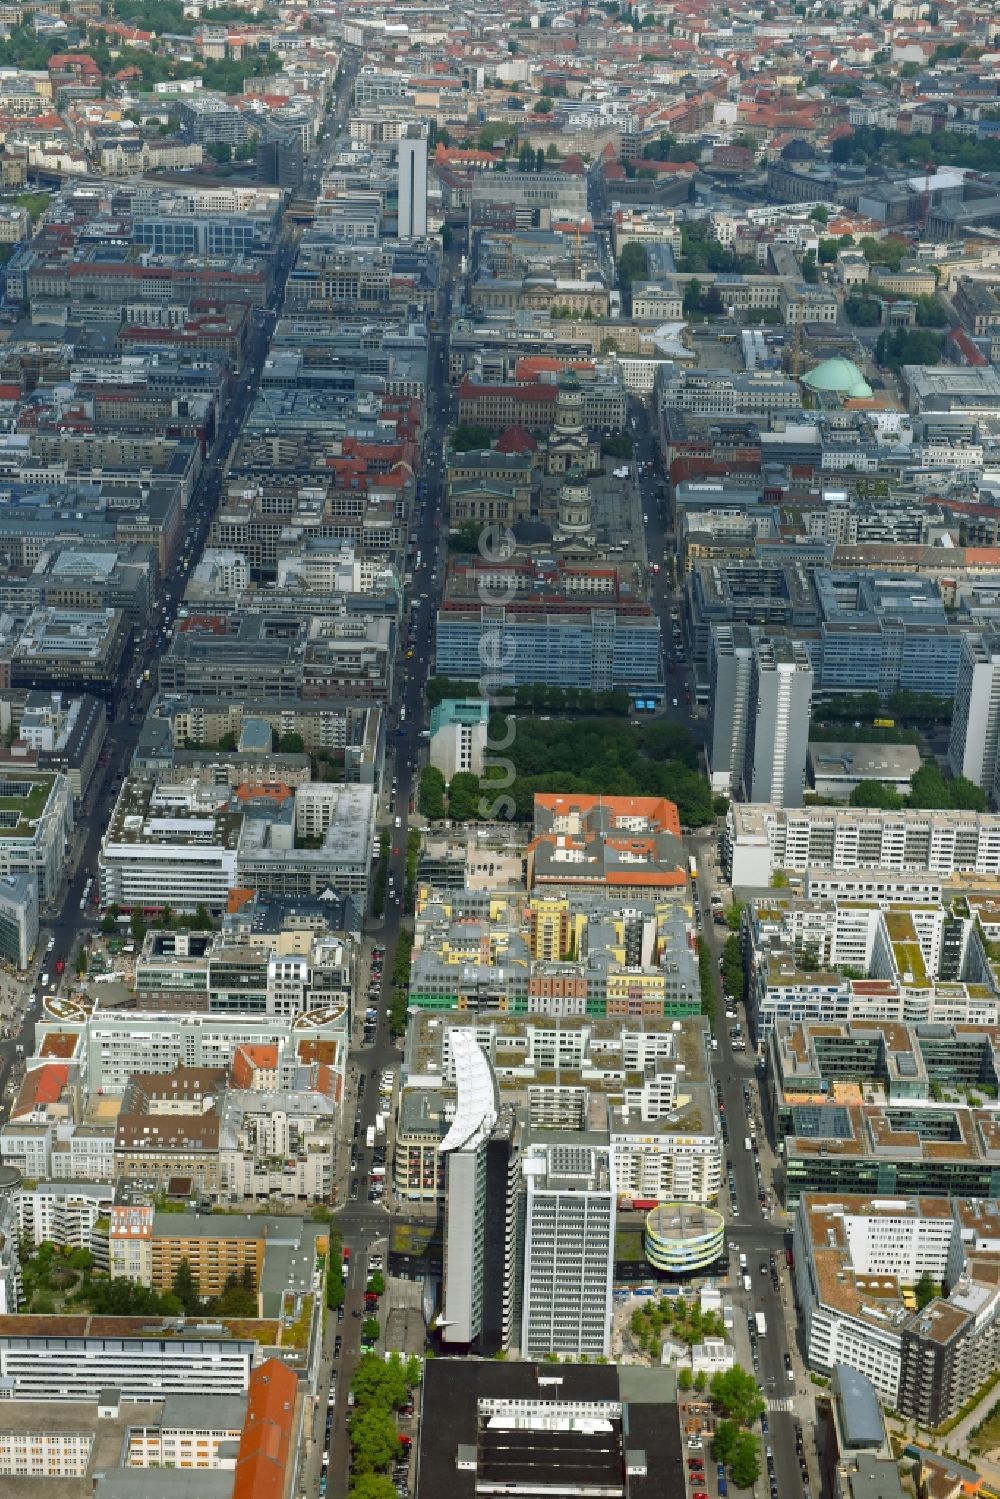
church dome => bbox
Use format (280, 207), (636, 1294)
(802, 357), (873, 400)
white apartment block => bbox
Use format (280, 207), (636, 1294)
(792, 1194), (997, 1420)
(612, 1127), (721, 1204)
(0, 1124), (51, 1179)
(35, 1011), (347, 1096)
(17, 1181), (113, 1249)
(218, 1090), (335, 1203)
(748, 897), (1000, 1036)
(52, 1128), (115, 1181)
(727, 801), (1000, 888)
(1, 1121), (116, 1184)
(754, 975), (1000, 1036)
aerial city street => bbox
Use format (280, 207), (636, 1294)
(0, 4), (998, 1499)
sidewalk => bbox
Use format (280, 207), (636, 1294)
(939, 1377), (1000, 1452)
(880, 1377), (1000, 1481)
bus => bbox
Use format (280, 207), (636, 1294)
(688, 855), (698, 883)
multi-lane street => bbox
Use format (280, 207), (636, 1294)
(322, 322), (453, 1499)
(692, 861), (810, 1499)
(633, 426), (815, 1499)
(0, 71), (357, 1109)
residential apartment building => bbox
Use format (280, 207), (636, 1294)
(123, 1211), (320, 1303)
(17, 1181), (113, 1251)
(794, 1193), (1000, 1426)
(410, 888), (699, 1020)
(725, 802), (1000, 889)
(218, 1088), (335, 1202)
(34, 1009), (347, 1097)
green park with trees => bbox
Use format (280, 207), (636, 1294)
(417, 715), (713, 827)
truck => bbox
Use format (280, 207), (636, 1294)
(375, 1113), (386, 1137)
(743, 1274), (752, 1293)
(365, 1125), (376, 1149)
(744, 1137), (752, 1152)
(755, 1312), (767, 1337)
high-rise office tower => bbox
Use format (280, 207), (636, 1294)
(520, 1142), (615, 1359)
(708, 623), (755, 795)
(439, 1029), (497, 1348)
(397, 126), (428, 240)
(949, 631), (1000, 797)
(480, 1106), (523, 1356)
(742, 636), (813, 808)
(438, 1030), (523, 1353)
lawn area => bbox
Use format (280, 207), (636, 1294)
(281, 1294), (313, 1349)
(0, 776), (53, 831)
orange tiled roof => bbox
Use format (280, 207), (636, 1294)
(14, 1063), (70, 1114)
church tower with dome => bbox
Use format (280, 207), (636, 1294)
(544, 375), (598, 475)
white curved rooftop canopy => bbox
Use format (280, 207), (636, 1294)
(440, 1028), (498, 1153)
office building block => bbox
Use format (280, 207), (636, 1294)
(398, 126), (428, 240)
(521, 1142), (615, 1359)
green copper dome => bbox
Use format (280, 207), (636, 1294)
(802, 357), (873, 399)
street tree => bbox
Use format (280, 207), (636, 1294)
(731, 1431), (762, 1488)
(710, 1366), (766, 1426)
(349, 1478), (398, 1499)
(349, 1407), (400, 1474)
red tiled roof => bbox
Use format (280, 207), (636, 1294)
(14, 1063), (70, 1115)
(496, 424), (538, 454)
(514, 356), (594, 381)
(458, 378), (558, 403)
(224, 1356), (296, 1499)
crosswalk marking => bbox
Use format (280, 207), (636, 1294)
(767, 1397), (794, 1413)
